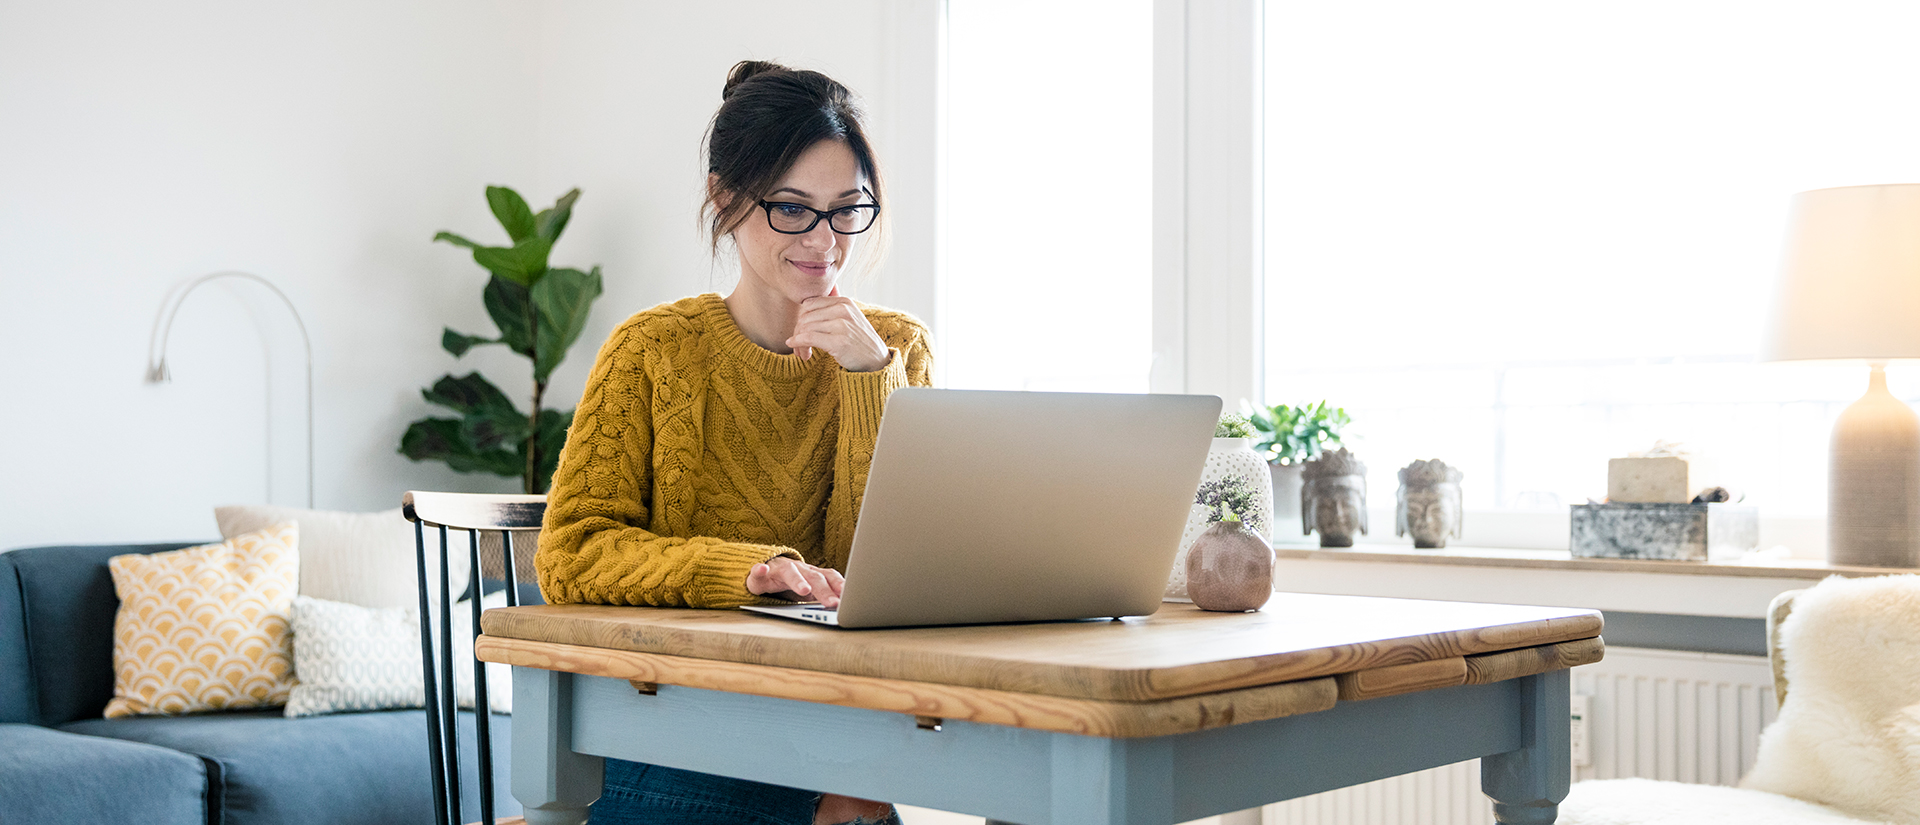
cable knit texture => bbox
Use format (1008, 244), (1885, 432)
(538, 292), (933, 608)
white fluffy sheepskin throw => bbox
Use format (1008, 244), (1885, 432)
(1559, 574), (1920, 825)
(1736, 574), (1920, 824)
(1560, 777), (1885, 824)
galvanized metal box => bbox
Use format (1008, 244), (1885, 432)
(1569, 502), (1759, 562)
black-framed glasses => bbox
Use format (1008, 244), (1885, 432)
(757, 189), (881, 235)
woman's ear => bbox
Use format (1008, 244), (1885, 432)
(708, 174), (733, 212)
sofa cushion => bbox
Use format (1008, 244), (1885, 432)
(63, 708), (518, 825)
(215, 504), (470, 610)
(0, 554), (34, 724)
(4, 543), (202, 726)
(0, 722), (208, 823)
(105, 525), (300, 718)
(286, 593), (511, 718)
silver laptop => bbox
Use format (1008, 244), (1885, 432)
(743, 388), (1219, 628)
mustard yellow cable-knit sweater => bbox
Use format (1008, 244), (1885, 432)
(536, 292), (934, 608)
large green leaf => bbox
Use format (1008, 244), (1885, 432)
(486, 186), (537, 243)
(531, 266), (604, 382)
(416, 373), (531, 468)
(534, 189), (581, 244)
(525, 407), (574, 494)
(400, 417), (522, 477)
(460, 405), (529, 452)
(441, 328), (497, 357)
(421, 372), (518, 419)
(482, 275), (535, 357)
(471, 236), (552, 286)
(433, 231), (484, 250)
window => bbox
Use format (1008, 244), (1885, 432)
(943, 0), (1154, 393)
(1262, 1), (1920, 538)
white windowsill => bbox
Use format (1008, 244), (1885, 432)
(1267, 540), (1908, 619)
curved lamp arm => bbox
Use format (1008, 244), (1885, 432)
(147, 271), (314, 508)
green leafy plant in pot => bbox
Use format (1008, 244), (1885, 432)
(1248, 401), (1351, 529)
(400, 186), (603, 494)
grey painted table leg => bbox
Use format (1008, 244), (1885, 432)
(1480, 670), (1570, 825)
(986, 735), (1175, 825)
(514, 668), (604, 825)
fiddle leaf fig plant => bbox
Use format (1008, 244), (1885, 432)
(401, 186), (602, 494)
(1248, 401), (1351, 466)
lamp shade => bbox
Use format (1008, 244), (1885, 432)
(1764, 183), (1920, 363)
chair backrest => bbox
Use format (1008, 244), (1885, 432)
(403, 491), (546, 825)
(1765, 589), (1800, 707)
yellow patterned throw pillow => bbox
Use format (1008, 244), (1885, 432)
(104, 523), (300, 718)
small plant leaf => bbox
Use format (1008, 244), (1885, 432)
(534, 189), (581, 243)
(433, 231), (484, 250)
(441, 328), (496, 357)
(486, 186), (538, 243)
(471, 236), (552, 286)
(531, 266), (604, 383)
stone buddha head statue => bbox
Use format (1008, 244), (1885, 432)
(1301, 448), (1367, 547)
(1396, 458), (1464, 549)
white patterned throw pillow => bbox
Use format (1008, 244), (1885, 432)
(285, 594), (511, 718)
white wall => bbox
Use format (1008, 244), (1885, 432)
(0, 0), (934, 548)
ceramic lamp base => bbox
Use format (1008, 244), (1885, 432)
(1828, 364), (1920, 567)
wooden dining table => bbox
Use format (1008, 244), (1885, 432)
(477, 592), (1603, 825)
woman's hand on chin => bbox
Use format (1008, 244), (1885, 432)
(747, 557), (846, 608)
(786, 286), (891, 373)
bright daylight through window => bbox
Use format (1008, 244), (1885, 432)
(943, 0), (1153, 393)
(1263, 0), (1920, 547)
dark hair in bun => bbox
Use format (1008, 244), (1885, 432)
(703, 60), (884, 257)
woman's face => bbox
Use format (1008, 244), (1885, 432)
(731, 139), (869, 307)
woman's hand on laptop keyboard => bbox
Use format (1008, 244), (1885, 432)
(747, 557), (846, 608)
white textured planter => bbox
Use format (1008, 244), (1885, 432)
(1270, 461), (1304, 539)
(1166, 438), (1276, 601)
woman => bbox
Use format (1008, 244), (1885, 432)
(537, 60), (932, 825)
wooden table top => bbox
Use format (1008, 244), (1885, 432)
(480, 592), (1601, 703)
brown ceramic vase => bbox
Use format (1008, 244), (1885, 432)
(1185, 519), (1275, 612)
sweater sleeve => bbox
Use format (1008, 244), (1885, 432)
(537, 322), (801, 608)
(822, 319), (935, 571)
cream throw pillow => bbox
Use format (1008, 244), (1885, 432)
(105, 524), (300, 718)
(214, 505), (470, 611)
(284, 593), (511, 717)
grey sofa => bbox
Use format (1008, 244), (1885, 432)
(0, 542), (518, 825)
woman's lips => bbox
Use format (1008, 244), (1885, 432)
(789, 260), (833, 277)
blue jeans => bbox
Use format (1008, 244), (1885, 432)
(589, 758), (903, 825)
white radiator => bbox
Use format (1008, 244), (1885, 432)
(1259, 647), (1778, 825)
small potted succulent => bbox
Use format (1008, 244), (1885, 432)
(1248, 401), (1351, 529)
(1185, 503), (1274, 612)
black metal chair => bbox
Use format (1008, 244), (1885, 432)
(403, 491), (546, 825)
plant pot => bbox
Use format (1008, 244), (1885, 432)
(1186, 519), (1275, 612)
(1167, 438), (1275, 601)
(1270, 461), (1303, 537)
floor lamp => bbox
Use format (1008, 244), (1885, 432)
(147, 271), (315, 508)
(1764, 184), (1920, 567)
